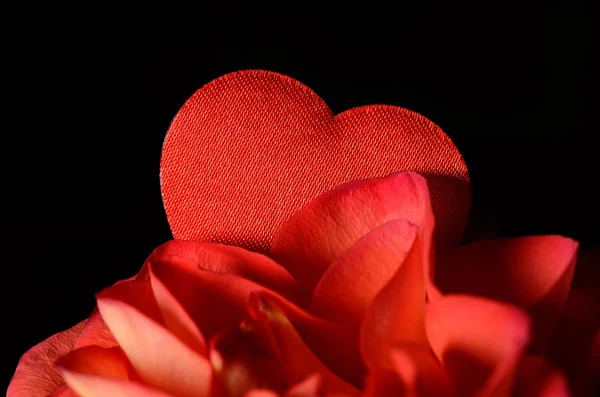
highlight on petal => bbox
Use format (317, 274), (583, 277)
(435, 236), (578, 349)
(360, 220), (431, 368)
(284, 374), (321, 397)
(512, 356), (571, 397)
(271, 172), (432, 293)
(248, 292), (361, 397)
(7, 320), (85, 397)
(244, 390), (279, 397)
(364, 345), (453, 397)
(149, 265), (207, 355)
(97, 281), (213, 397)
(59, 370), (175, 397)
(147, 240), (300, 297)
(311, 219), (418, 329)
(425, 295), (531, 397)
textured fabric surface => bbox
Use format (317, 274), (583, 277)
(161, 70), (470, 253)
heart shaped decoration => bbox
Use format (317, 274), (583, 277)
(161, 70), (470, 253)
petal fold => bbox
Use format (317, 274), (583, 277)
(364, 345), (453, 397)
(248, 292), (361, 397)
(360, 220), (431, 368)
(435, 236), (578, 349)
(148, 240), (300, 296)
(75, 309), (118, 349)
(425, 295), (531, 397)
(271, 172), (432, 293)
(97, 280), (213, 397)
(149, 265), (207, 355)
(311, 219), (418, 329)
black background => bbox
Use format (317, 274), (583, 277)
(4, 4), (597, 387)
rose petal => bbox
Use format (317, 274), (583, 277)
(97, 280), (164, 323)
(311, 219), (418, 329)
(148, 245), (305, 340)
(48, 386), (77, 396)
(390, 346), (453, 396)
(244, 390), (279, 397)
(149, 265), (207, 355)
(284, 374), (321, 397)
(248, 292), (361, 397)
(364, 345), (453, 397)
(7, 321), (85, 397)
(549, 287), (600, 387)
(148, 254), (271, 339)
(271, 172), (432, 293)
(59, 370), (175, 397)
(147, 240), (300, 297)
(512, 356), (571, 397)
(209, 326), (288, 397)
(425, 295), (531, 397)
(360, 220), (431, 368)
(260, 291), (365, 388)
(572, 247), (600, 289)
(75, 309), (118, 349)
(435, 236), (578, 349)
(149, 251), (365, 386)
(57, 345), (136, 380)
(573, 330), (600, 396)
(97, 281), (213, 397)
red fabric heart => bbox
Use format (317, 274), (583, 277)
(160, 70), (470, 253)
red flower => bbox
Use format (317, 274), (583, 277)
(8, 71), (598, 396)
(8, 172), (598, 397)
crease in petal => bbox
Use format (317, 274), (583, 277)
(149, 264), (207, 355)
(512, 356), (571, 397)
(148, 251), (306, 341)
(271, 172), (432, 293)
(425, 295), (531, 397)
(147, 240), (301, 297)
(7, 321), (85, 397)
(360, 220), (431, 368)
(75, 309), (118, 349)
(96, 283), (213, 397)
(364, 345), (453, 397)
(390, 345), (454, 396)
(259, 290), (366, 388)
(311, 218), (418, 329)
(247, 292), (362, 397)
(435, 236), (579, 349)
